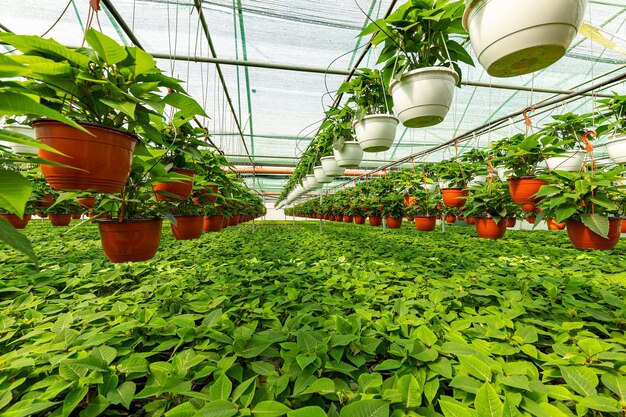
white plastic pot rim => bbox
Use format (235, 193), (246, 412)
(388, 66), (459, 92)
(352, 114), (400, 128)
(603, 134), (626, 146)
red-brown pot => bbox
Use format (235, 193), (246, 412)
(49, 213), (72, 226)
(566, 218), (621, 250)
(386, 217), (403, 229)
(622, 218), (626, 233)
(406, 216), (415, 222)
(222, 216), (230, 229)
(343, 215), (353, 223)
(441, 188), (468, 208)
(77, 196), (96, 209)
(475, 217), (507, 239)
(34, 120), (139, 193)
(369, 216), (382, 227)
(507, 218), (517, 228)
(171, 215), (203, 240)
(98, 219), (162, 263)
(193, 185), (219, 205)
(508, 177), (548, 204)
(547, 218), (566, 231)
(1, 214), (31, 229)
(521, 202), (536, 213)
(71, 213), (82, 220)
(334, 215), (342, 222)
(229, 215), (240, 226)
(465, 217), (475, 225)
(403, 195), (417, 207)
(415, 216), (437, 232)
(355, 215), (366, 225)
(36, 194), (54, 208)
(204, 215), (224, 232)
(154, 168), (195, 201)
(445, 215), (456, 224)
(526, 216), (536, 224)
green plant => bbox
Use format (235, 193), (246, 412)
(535, 168), (624, 237)
(338, 68), (393, 121)
(598, 93), (626, 134)
(539, 112), (598, 154)
(493, 133), (545, 178)
(432, 159), (469, 188)
(463, 177), (510, 222)
(162, 199), (204, 217)
(380, 192), (405, 218)
(405, 188), (439, 217)
(328, 105), (357, 151)
(45, 193), (80, 214)
(363, 0), (473, 85)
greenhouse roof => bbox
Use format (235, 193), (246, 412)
(2, 0), (626, 199)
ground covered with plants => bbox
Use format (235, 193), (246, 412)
(1, 221), (625, 417)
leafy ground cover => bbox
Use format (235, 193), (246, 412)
(1, 221), (625, 417)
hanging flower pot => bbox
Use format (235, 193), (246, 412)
(222, 216), (230, 229)
(355, 215), (366, 225)
(506, 218), (517, 228)
(171, 215), (204, 240)
(566, 218), (621, 250)
(33, 120), (139, 193)
(77, 196), (96, 210)
(508, 177), (549, 204)
(1, 214), (31, 229)
(98, 219), (163, 263)
(445, 215), (456, 224)
(463, 0), (587, 77)
(545, 150), (585, 172)
(48, 213), (72, 226)
(389, 67), (458, 128)
(353, 114), (400, 152)
(334, 215), (342, 222)
(422, 183), (437, 193)
(521, 203), (537, 213)
(333, 142), (364, 168)
(386, 217), (403, 229)
(343, 215), (353, 223)
(467, 175), (487, 187)
(314, 166), (332, 184)
(526, 216), (537, 224)
(403, 195), (417, 207)
(415, 216), (437, 232)
(441, 188), (468, 208)
(229, 215), (240, 226)
(465, 216), (476, 225)
(320, 155), (346, 177)
(193, 185), (219, 205)
(71, 213), (82, 220)
(204, 215), (224, 232)
(475, 217), (507, 239)
(369, 216), (382, 227)
(3, 125), (38, 154)
(36, 194), (53, 208)
(547, 218), (567, 231)
(153, 168), (195, 201)
(605, 134), (626, 164)
(621, 218), (626, 234)
(406, 216), (415, 222)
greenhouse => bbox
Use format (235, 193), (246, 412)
(1, 0), (626, 416)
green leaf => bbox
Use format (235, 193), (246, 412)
(106, 381), (136, 409)
(301, 378), (335, 395)
(580, 213), (610, 239)
(440, 397), (477, 417)
(287, 407), (327, 417)
(397, 375), (422, 409)
(79, 395), (109, 417)
(163, 93), (207, 118)
(0, 400), (59, 417)
(559, 366), (598, 397)
(252, 401), (290, 417)
(458, 355), (492, 382)
(61, 387), (89, 417)
(601, 373), (626, 401)
(84, 29), (128, 65)
(210, 375), (232, 400)
(339, 400), (388, 417)
(59, 361), (88, 381)
(0, 217), (37, 264)
(577, 395), (620, 413)
(475, 382), (503, 417)
(0, 92), (87, 133)
(0, 170), (31, 217)
(91, 346), (117, 365)
(165, 402), (198, 417)
(198, 400), (238, 417)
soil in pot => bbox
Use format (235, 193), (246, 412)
(1, 214), (31, 229)
(48, 213), (72, 226)
(34, 120), (139, 193)
(415, 216), (437, 232)
(171, 215), (204, 240)
(154, 168), (195, 201)
(369, 216), (382, 227)
(204, 215), (224, 233)
(386, 217), (403, 229)
(566, 218), (621, 250)
(508, 178), (548, 204)
(475, 217), (507, 239)
(98, 219), (163, 263)
(355, 215), (366, 225)
(441, 188), (468, 208)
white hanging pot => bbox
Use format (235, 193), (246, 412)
(605, 134), (626, 164)
(422, 183), (437, 192)
(313, 166), (332, 184)
(389, 67), (458, 128)
(467, 175), (487, 187)
(333, 142), (363, 168)
(2, 125), (39, 155)
(353, 114), (399, 153)
(463, 0), (587, 78)
(496, 166), (508, 181)
(306, 174), (320, 190)
(545, 150), (585, 172)
(320, 155), (346, 177)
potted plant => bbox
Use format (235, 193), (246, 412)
(45, 194), (79, 227)
(364, 0), (473, 128)
(463, 178), (510, 239)
(598, 94), (626, 164)
(540, 112), (597, 172)
(405, 188), (439, 232)
(163, 199), (204, 240)
(339, 69), (399, 152)
(381, 192), (405, 229)
(535, 168), (623, 250)
(463, 0), (587, 77)
(433, 159), (469, 208)
(203, 203), (225, 233)
(363, 197), (383, 227)
(0, 29), (205, 193)
(0, 191), (36, 229)
(494, 133), (548, 209)
(329, 106), (364, 168)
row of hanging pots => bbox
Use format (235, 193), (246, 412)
(153, 168), (196, 201)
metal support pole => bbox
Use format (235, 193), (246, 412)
(100, 0), (144, 48)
